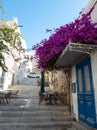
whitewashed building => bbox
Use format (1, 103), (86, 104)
(0, 17), (27, 89)
(55, 0), (97, 128)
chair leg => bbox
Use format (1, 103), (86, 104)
(5, 95), (9, 104)
(0, 98), (1, 104)
(5, 92), (12, 104)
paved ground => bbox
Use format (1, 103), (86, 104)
(0, 83), (97, 130)
(8, 85), (64, 108)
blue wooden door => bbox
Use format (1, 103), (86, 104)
(76, 57), (97, 128)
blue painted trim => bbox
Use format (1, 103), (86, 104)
(76, 57), (97, 128)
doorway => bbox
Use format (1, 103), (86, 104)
(76, 57), (97, 128)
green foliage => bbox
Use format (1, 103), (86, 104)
(0, 22), (23, 71)
(0, 23), (22, 45)
(0, 1), (6, 19)
(0, 40), (8, 71)
(0, 1), (23, 71)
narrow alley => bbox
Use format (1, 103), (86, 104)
(0, 78), (96, 130)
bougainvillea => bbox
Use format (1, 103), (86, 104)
(33, 7), (97, 69)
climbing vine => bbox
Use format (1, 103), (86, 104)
(33, 7), (97, 70)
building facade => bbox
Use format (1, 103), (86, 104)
(71, 0), (97, 128)
(55, 0), (97, 128)
(0, 17), (27, 90)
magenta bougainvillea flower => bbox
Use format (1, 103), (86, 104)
(33, 7), (97, 69)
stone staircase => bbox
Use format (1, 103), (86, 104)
(0, 85), (89, 130)
(19, 78), (39, 86)
(0, 104), (77, 130)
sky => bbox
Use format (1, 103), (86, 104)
(0, 0), (89, 50)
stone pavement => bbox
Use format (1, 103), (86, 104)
(0, 85), (96, 130)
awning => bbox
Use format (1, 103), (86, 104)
(54, 43), (97, 68)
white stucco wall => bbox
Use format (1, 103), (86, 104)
(82, 0), (97, 22)
(91, 52), (97, 120)
(82, 0), (97, 17)
(71, 66), (78, 121)
(0, 17), (27, 89)
(2, 53), (15, 89)
(3, 72), (13, 90)
(70, 0), (97, 122)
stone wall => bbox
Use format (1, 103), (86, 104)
(49, 70), (70, 105)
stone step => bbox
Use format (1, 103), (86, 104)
(0, 127), (75, 130)
(19, 78), (39, 86)
(0, 115), (75, 123)
(0, 121), (76, 130)
(0, 110), (70, 117)
(0, 106), (70, 111)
